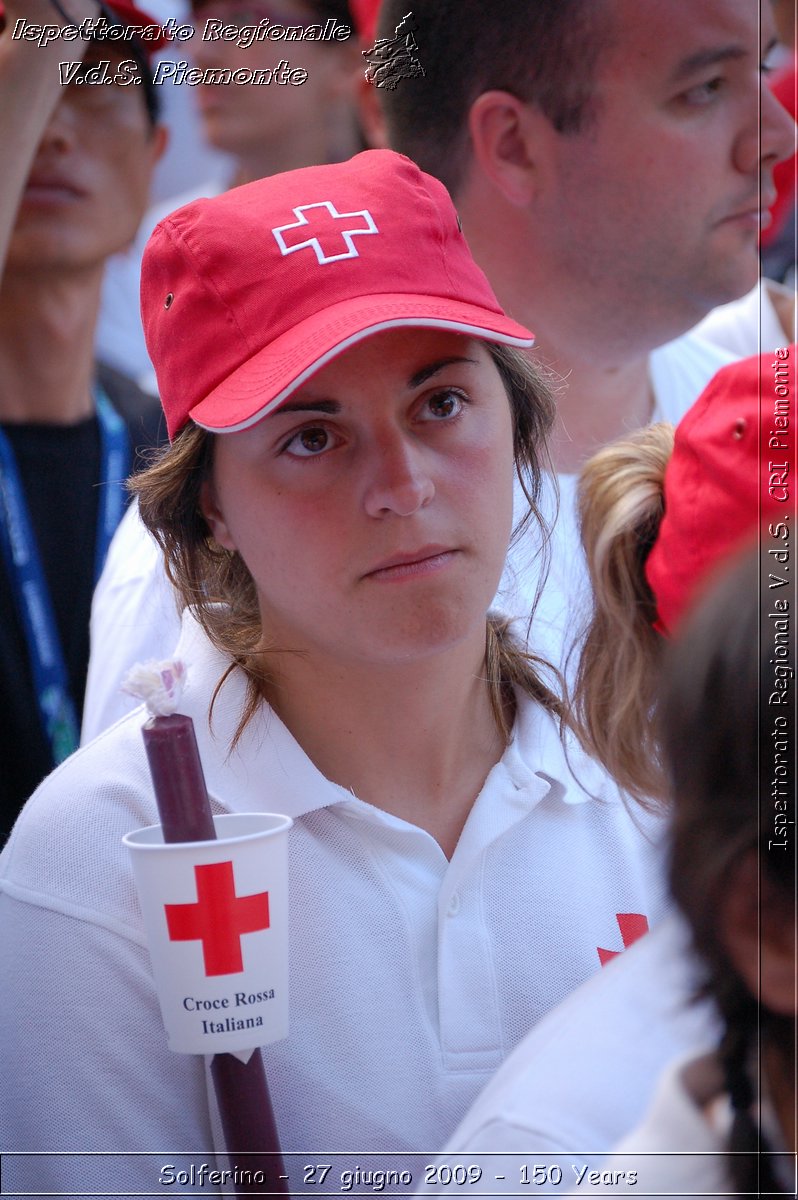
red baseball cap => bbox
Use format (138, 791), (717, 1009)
(141, 150), (535, 440)
(645, 346), (796, 634)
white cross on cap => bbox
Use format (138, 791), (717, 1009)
(271, 201), (379, 265)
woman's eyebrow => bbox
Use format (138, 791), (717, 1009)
(275, 398), (341, 416)
(274, 356), (480, 413)
(408, 356), (479, 389)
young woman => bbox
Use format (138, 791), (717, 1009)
(0, 150), (665, 1191)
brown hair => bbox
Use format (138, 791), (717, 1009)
(570, 422), (674, 805)
(378, 0), (613, 198)
(662, 546), (795, 1196)
(131, 342), (565, 745)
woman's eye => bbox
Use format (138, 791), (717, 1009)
(421, 390), (465, 421)
(284, 427), (333, 457)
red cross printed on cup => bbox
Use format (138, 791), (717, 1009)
(271, 201), (379, 264)
(164, 860), (271, 977)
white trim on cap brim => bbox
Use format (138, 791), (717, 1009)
(191, 317), (535, 434)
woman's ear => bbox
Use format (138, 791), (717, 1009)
(199, 479), (237, 552)
(719, 850), (797, 1017)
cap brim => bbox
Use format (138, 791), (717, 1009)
(187, 294), (534, 433)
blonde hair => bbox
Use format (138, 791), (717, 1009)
(571, 422), (674, 804)
(131, 343), (566, 746)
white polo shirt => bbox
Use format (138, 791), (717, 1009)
(565, 1050), (795, 1197)
(1, 612), (667, 1194)
(430, 913), (720, 1194)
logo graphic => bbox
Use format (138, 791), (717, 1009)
(272, 201), (379, 264)
(362, 11), (425, 90)
(165, 860), (270, 977)
(597, 912), (649, 966)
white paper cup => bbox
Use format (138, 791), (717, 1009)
(124, 812), (291, 1055)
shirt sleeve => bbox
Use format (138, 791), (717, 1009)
(0, 892), (219, 1195)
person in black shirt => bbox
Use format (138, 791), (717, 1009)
(0, 0), (167, 837)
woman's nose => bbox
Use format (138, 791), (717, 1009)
(362, 435), (436, 518)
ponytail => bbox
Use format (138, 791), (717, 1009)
(571, 422), (674, 804)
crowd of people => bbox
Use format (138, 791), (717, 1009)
(0, 0), (795, 1196)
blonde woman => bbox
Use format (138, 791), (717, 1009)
(573, 346), (795, 803)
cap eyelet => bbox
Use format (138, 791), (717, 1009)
(164, 292), (174, 310)
(732, 417), (747, 440)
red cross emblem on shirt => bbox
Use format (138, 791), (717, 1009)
(272, 201), (378, 264)
(597, 912), (649, 966)
(164, 860), (270, 977)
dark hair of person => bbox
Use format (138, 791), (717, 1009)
(131, 342), (565, 748)
(306, 0), (354, 26)
(93, 9), (162, 126)
(0, 5), (162, 125)
(376, 0), (613, 197)
(190, 0), (354, 30)
(661, 547), (795, 1197)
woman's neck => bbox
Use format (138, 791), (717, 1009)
(264, 632), (507, 858)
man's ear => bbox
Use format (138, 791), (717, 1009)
(148, 122), (169, 166)
(327, 41), (363, 98)
(199, 479), (237, 552)
(120, 123), (168, 254)
(719, 850), (797, 1017)
(468, 90), (552, 207)
(357, 72), (389, 148)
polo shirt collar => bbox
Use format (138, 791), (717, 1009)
(172, 609), (620, 825)
(173, 610), (351, 821)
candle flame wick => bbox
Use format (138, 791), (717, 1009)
(122, 659), (187, 716)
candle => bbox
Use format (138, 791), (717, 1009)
(123, 661), (217, 844)
(142, 713), (216, 844)
(124, 660), (289, 1197)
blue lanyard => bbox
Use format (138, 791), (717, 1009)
(0, 390), (130, 765)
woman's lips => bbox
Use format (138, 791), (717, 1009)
(363, 548), (458, 581)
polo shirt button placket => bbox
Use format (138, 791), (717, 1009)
(438, 884), (504, 1071)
